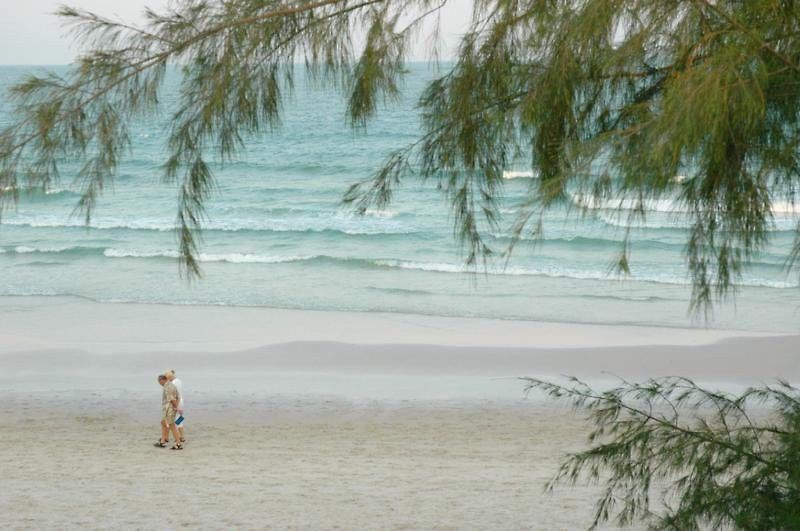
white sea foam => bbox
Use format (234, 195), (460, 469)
(503, 170), (537, 179)
(361, 208), (396, 219)
(372, 259), (796, 288)
(104, 248), (316, 264)
(594, 211), (688, 229)
(3, 217), (414, 236)
(1, 186), (72, 196)
(571, 191), (800, 217)
(374, 259), (622, 279)
(377, 259), (639, 281)
(103, 249), (180, 259)
(375, 260), (466, 273)
(771, 200), (800, 215)
(596, 210), (800, 231)
(13, 246), (38, 254)
(196, 253), (316, 264)
(3, 219), (175, 232)
(14, 245), (75, 254)
(569, 192), (691, 213)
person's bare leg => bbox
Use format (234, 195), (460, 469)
(169, 422), (182, 448)
(178, 426), (185, 442)
(160, 420), (169, 443)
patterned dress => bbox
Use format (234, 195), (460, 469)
(162, 381), (178, 425)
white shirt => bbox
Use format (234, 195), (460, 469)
(172, 378), (184, 410)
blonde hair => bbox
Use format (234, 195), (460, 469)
(164, 369), (176, 378)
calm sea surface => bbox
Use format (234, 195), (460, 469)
(1, 65), (798, 332)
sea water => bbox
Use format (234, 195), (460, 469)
(0, 65), (798, 332)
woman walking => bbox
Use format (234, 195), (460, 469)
(154, 373), (183, 450)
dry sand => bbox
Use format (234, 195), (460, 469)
(1, 296), (799, 529)
(1, 394), (598, 529)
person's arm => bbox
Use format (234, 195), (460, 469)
(168, 387), (179, 409)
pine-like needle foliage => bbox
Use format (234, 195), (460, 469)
(525, 377), (800, 530)
(0, 0), (441, 275)
(345, 0), (800, 312)
(2, 1), (800, 310)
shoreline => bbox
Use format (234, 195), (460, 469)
(0, 292), (795, 336)
(0, 294), (787, 355)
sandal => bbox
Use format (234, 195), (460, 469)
(170, 444), (183, 451)
(154, 440), (167, 448)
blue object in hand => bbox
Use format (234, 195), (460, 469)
(175, 415), (184, 426)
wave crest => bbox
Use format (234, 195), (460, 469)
(570, 191), (800, 217)
(3, 244), (795, 289)
(2, 218), (418, 237)
(104, 249), (316, 264)
(503, 170), (537, 179)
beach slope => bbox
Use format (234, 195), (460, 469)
(1, 297), (798, 528)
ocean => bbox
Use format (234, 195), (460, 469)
(1, 64), (798, 332)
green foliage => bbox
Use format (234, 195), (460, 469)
(348, 0), (800, 312)
(525, 377), (800, 530)
(1, 0), (800, 309)
(0, 0), (441, 276)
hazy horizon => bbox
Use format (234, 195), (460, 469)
(0, 0), (470, 65)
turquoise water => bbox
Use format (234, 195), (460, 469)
(1, 65), (799, 332)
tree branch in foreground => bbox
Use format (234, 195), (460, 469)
(524, 376), (800, 530)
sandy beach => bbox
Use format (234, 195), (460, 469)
(1, 296), (799, 529)
(2, 394), (598, 529)
(5, 0), (800, 526)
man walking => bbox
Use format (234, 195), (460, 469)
(154, 373), (183, 450)
(165, 369), (185, 443)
